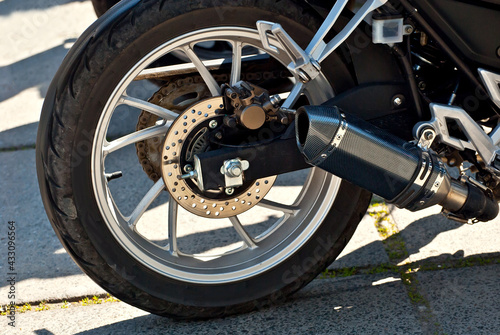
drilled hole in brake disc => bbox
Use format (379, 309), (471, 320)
(135, 75), (211, 182)
(161, 96), (276, 218)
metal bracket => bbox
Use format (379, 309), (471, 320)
(257, 21), (321, 83)
(478, 68), (500, 110)
(220, 158), (250, 188)
(441, 209), (477, 225)
(256, 0), (387, 108)
(179, 156), (205, 191)
(414, 103), (498, 169)
(417, 128), (436, 151)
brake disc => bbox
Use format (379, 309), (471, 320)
(135, 76), (211, 182)
(161, 96), (276, 218)
(136, 70), (285, 182)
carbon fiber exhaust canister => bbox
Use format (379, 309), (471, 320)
(295, 105), (498, 221)
(296, 105), (420, 200)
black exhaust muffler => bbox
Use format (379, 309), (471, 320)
(296, 105), (498, 222)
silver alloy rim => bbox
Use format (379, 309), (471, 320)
(91, 27), (341, 284)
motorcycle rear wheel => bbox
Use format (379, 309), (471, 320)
(37, 0), (371, 318)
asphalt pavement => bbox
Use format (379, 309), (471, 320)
(0, 1), (499, 334)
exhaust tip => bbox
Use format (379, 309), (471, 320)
(295, 105), (343, 161)
(296, 108), (310, 150)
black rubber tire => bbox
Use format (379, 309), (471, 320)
(37, 0), (371, 318)
(91, 0), (120, 17)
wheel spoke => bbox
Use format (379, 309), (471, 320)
(281, 82), (304, 109)
(181, 46), (221, 96)
(119, 95), (178, 120)
(126, 179), (165, 228)
(167, 199), (179, 255)
(230, 41), (243, 85)
(229, 216), (257, 249)
(257, 199), (300, 216)
(103, 123), (169, 155)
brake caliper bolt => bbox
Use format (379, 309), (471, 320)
(270, 94), (282, 107)
(225, 187), (235, 195)
(184, 164), (193, 173)
(209, 120), (218, 129)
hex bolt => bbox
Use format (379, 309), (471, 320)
(209, 120), (218, 129)
(424, 130), (434, 140)
(404, 25), (414, 34)
(215, 132), (223, 140)
(224, 161), (243, 177)
(183, 164), (193, 173)
(393, 97), (403, 106)
(228, 165), (242, 177)
(225, 187), (235, 195)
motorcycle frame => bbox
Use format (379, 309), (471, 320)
(258, 0), (388, 108)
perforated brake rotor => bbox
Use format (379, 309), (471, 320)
(161, 96), (276, 218)
(135, 76), (211, 182)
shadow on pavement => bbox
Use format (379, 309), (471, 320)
(33, 330), (55, 335)
(396, 212), (463, 259)
(0, 208), (470, 292)
(72, 273), (422, 334)
(0, 0), (87, 16)
(36, 261), (500, 334)
(0, 40), (75, 103)
(0, 121), (38, 149)
(334, 213), (462, 267)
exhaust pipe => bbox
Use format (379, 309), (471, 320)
(296, 105), (498, 222)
